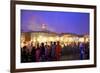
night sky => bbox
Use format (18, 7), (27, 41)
(21, 10), (89, 35)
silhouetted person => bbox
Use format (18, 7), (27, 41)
(21, 46), (28, 62)
(51, 42), (56, 61)
(40, 43), (45, 61)
(79, 43), (85, 60)
(31, 46), (36, 62)
(35, 43), (41, 62)
(55, 41), (62, 61)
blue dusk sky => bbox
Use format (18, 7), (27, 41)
(21, 10), (89, 35)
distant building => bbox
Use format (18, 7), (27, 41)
(21, 24), (89, 46)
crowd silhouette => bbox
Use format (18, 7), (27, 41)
(21, 41), (62, 62)
(21, 41), (89, 63)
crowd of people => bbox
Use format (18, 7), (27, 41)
(21, 41), (62, 63)
(21, 41), (89, 63)
(62, 42), (89, 60)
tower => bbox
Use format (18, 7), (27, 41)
(41, 24), (47, 31)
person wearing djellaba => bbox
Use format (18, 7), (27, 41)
(35, 43), (41, 62)
(79, 42), (85, 60)
(55, 41), (62, 61)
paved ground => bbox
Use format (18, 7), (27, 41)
(60, 54), (81, 61)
